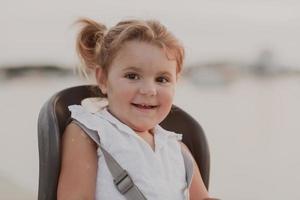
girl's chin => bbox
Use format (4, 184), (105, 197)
(132, 126), (155, 134)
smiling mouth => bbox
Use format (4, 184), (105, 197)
(131, 103), (158, 109)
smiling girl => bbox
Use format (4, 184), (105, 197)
(57, 18), (210, 200)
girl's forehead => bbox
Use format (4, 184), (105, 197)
(111, 41), (177, 72)
(116, 41), (165, 59)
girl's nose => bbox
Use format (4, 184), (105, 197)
(139, 82), (157, 96)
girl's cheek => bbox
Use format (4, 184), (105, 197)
(159, 89), (175, 102)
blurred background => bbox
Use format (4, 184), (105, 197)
(1, 0), (300, 199)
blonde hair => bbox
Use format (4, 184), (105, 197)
(76, 18), (185, 76)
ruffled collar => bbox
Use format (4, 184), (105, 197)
(94, 106), (182, 151)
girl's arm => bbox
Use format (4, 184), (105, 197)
(57, 122), (98, 200)
(180, 142), (210, 200)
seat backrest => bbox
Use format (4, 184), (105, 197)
(37, 85), (210, 200)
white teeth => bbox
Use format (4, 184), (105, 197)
(132, 103), (156, 108)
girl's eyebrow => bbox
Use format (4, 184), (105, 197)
(123, 66), (173, 76)
(159, 71), (172, 76)
(122, 66), (142, 72)
(156, 70), (174, 78)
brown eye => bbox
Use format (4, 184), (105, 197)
(156, 76), (169, 83)
(125, 73), (139, 80)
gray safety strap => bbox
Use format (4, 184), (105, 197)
(71, 119), (147, 200)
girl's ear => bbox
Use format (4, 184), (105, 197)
(95, 67), (107, 95)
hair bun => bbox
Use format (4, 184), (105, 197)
(76, 18), (107, 70)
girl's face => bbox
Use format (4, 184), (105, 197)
(97, 40), (178, 134)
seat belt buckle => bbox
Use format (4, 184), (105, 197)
(113, 170), (134, 194)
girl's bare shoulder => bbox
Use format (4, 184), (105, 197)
(62, 122), (97, 149)
(57, 122), (98, 199)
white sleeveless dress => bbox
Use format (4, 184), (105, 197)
(69, 104), (189, 200)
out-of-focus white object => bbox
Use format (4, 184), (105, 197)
(81, 97), (108, 113)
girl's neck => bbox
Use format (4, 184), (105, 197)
(106, 107), (155, 150)
(136, 130), (155, 151)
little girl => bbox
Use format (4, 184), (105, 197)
(57, 18), (210, 200)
